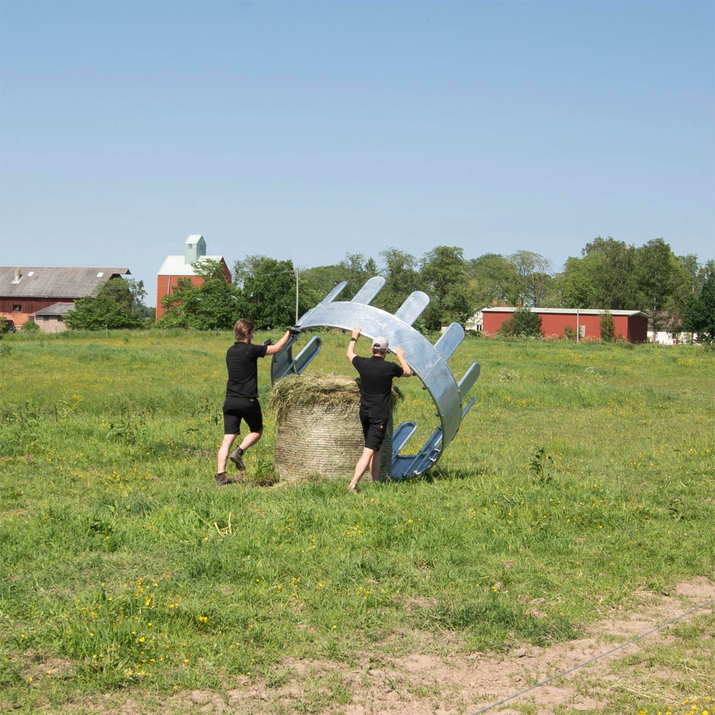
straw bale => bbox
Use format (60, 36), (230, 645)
(270, 373), (399, 482)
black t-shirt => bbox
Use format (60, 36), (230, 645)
(225, 342), (268, 400)
(351, 355), (403, 419)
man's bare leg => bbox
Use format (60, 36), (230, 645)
(217, 433), (238, 474)
(229, 430), (263, 470)
(349, 447), (374, 493)
(239, 430), (262, 452)
(370, 449), (381, 481)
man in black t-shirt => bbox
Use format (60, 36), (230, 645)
(215, 318), (296, 485)
(347, 327), (411, 493)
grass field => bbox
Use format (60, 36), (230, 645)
(0, 330), (713, 714)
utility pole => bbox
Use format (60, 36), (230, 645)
(295, 268), (300, 324)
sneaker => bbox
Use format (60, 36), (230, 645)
(215, 472), (236, 486)
(229, 448), (246, 471)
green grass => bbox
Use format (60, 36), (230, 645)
(0, 330), (713, 713)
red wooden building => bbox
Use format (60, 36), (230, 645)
(156, 235), (231, 320)
(481, 308), (649, 343)
(0, 266), (130, 329)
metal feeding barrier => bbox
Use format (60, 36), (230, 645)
(270, 276), (480, 479)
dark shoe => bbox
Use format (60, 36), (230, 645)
(229, 448), (246, 471)
(215, 472), (236, 486)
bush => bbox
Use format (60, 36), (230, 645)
(497, 308), (542, 338)
(21, 320), (40, 333)
(600, 310), (616, 342)
(563, 326), (577, 341)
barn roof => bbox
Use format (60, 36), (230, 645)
(482, 307), (648, 318)
(34, 302), (76, 317)
(0, 267), (131, 299)
(157, 255), (226, 276)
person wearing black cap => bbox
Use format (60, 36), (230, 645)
(215, 319), (300, 486)
(346, 326), (411, 493)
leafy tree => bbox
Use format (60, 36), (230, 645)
(633, 238), (682, 332)
(300, 264), (348, 307)
(497, 308), (542, 338)
(420, 246), (471, 328)
(580, 236), (638, 310)
(160, 259), (240, 330)
(374, 248), (421, 314)
(509, 250), (554, 306)
(466, 253), (520, 307)
(234, 255), (306, 330)
(194, 257), (230, 281)
(339, 253), (377, 298)
(682, 265), (715, 343)
(600, 310), (616, 342)
(300, 253), (379, 309)
(559, 256), (598, 308)
(66, 278), (146, 330)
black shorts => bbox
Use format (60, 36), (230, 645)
(223, 397), (263, 435)
(360, 408), (388, 451)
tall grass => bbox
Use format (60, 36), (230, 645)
(0, 330), (713, 712)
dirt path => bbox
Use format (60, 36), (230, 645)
(205, 578), (715, 715)
(31, 577), (715, 715)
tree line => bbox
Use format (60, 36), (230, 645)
(65, 236), (714, 342)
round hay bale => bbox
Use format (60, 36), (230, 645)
(269, 373), (401, 483)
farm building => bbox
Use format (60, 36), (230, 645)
(156, 235), (231, 320)
(33, 303), (76, 333)
(0, 266), (131, 329)
(481, 307), (649, 343)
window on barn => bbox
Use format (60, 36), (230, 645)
(12, 304), (21, 312)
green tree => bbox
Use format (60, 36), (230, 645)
(374, 248), (421, 314)
(683, 265), (715, 343)
(160, 260), (240, 330)
(497, 308), (542, 338)
(466, 253), (520, 307)
(299, 264), (347, 307)
(633, 238), (682, 332)
(559, 255), (598, 308)
(66, 278), (146, 330)
(509, 250), (554, 306)
(234, 255), (304, 329)
(339, 253), (377, 298)
(580, 236), (638, 310)
(600, 310), (616, 342)
(420, 246), (471, 328)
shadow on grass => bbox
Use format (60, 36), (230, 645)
(398, 465), (487, 484)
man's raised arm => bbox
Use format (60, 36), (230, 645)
(394, 347), (412, 377)
(266, 326), (301, 355)
(346, 327), (361, 363)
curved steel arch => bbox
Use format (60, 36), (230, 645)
(271, 276), (480, 479)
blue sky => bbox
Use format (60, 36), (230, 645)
(1, 1), (713, 306)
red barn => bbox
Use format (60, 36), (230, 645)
(156, 235), (231, 320)
(0, 266), (130, 328)
(481, 308), (648, 343)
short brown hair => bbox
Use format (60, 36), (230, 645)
(233, 318), (254, 341)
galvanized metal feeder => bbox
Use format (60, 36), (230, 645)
(271, 277), (481, 479)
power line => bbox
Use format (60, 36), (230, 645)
(469, 596), (715, 715)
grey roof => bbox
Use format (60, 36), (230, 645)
(33, 302), (76, 317)
(482, 307), (649, 318)
(0, 267), (130, 299)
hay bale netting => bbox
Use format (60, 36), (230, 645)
(269, 373), (402, 483)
